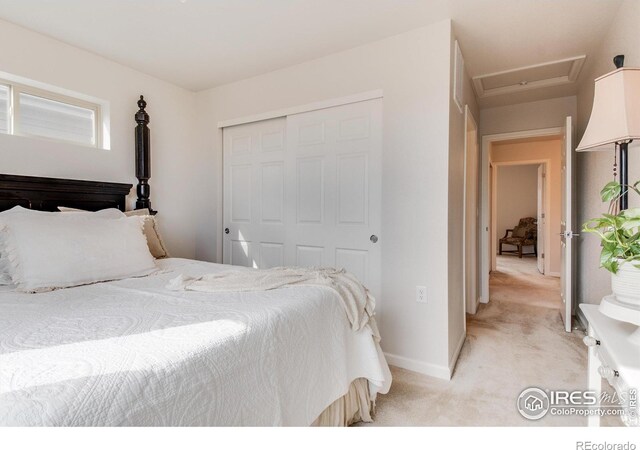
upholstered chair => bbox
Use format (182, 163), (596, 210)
(499, 217), (537, 258)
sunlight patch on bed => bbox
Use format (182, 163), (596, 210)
(0, 319), (247, 394)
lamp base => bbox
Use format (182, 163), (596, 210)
(599, 294), (640, 326)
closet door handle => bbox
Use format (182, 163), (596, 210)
(370, 235), (378, 243)
(224, 228), (230, 235)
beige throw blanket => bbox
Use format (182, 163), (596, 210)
(167, 267), (380, 341)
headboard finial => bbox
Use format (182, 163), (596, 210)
(135, 95), (149, 125)
(134, 95), (156, 214)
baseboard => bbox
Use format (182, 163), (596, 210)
(384, 352), (450, 380)
(448, 331), (467, 378)
(576, 306), (589, 331)
(548, 271), (561, 278)
(467, 297), (481, 315)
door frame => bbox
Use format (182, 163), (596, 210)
(479, 127), (563, 303)
(462, 105), (479, 317)
(217, 90), (383, 128)
(490, 159), (551, 276)
(537, 164), (546, 275)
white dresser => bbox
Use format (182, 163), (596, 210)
(581, 304), (639, 427)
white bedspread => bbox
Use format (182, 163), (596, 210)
(167, 266), (379, 340)
(0, 258), (391, 426)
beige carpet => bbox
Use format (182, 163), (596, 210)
(490, 255), (561, 309)
(360, 256), (621, 426)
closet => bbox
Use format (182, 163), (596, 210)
(222, 98), (382, 295)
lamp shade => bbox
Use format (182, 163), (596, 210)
(576, 67), (640, 152)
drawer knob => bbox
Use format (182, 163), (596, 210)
(598, 365), (619, 379)
(583, 336), (600, 347)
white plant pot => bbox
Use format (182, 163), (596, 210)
(611, 261), (640, 307)
(600, 260), (640, 336)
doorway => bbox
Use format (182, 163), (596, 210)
(479, 120), (575, 331)
(489, 161), (559, 309)
(491, 161), (550, 274)
(494, 162), (545, 262)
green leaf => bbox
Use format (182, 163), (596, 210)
(602, 258), (618, 274)
(622, 208), (640, 219)
(601, 181), (621, 202)
(622, 219), (640, 231)
(586, 180), (640, 274)
(602, 240), (617, 252)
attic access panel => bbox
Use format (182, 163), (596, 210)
(473, 56), (585, 98)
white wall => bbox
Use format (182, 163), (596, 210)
(496, 164), (538, 251)
(480, 96), (577, 138)
(576, 0), (640, 306)
(0, 19), (201, 258)
(196, 22), (458, 378)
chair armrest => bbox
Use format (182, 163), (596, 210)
(502, 229), (513, 239)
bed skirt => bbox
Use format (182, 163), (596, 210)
(311, 378), (374, 426)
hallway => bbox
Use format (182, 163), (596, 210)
(361, 256), (594, 426)
(490, 255), (561, 309)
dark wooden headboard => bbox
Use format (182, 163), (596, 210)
(0, 174), (132, 212)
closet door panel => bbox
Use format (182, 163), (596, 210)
(285, 99), (382, 295)
(223, 117), (287, 267)
(222, 99), (381, 302)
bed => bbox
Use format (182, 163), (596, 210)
(0, 98), (391, 426)
(0, 257), (390, 426)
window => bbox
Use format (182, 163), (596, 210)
(0, 79), (102, 148)
(0, 85), (8, 134)
(18, 93), (96, 146)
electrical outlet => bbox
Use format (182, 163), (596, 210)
(416, 286), (427, 303)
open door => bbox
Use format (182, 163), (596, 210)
(537, 164), (545, 274)
(464, 106), (479, 316)
(560, 116), (575, 332)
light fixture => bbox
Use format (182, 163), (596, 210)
(577, 55), (640, 210)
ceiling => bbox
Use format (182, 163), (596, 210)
(0, 0), (623, 102)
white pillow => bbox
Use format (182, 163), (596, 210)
(57, 207), (125, 219)
(123, 209), (170, 259)
(0, 207), (125, 285)
(58, 207), (169, 259)
(0, 207), (45, 285)
(0, 254), (10, 285)
(0, 213), (157, 292)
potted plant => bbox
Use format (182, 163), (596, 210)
(583, 180), (640, 308)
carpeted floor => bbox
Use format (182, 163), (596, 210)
(360, 256), (620, 426)
(490, 255), (562, 309)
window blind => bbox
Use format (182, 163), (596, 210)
(19, 93), (95, 146)
(0, 85), (8, 134)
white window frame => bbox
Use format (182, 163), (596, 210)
(0, 82), (10, 134)
(0, 78), (102, 148)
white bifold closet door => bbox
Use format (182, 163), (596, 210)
(223, 99), (381, 296)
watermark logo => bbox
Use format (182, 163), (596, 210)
(517, 387), (550, 420)
(517, 387), (637, 423)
